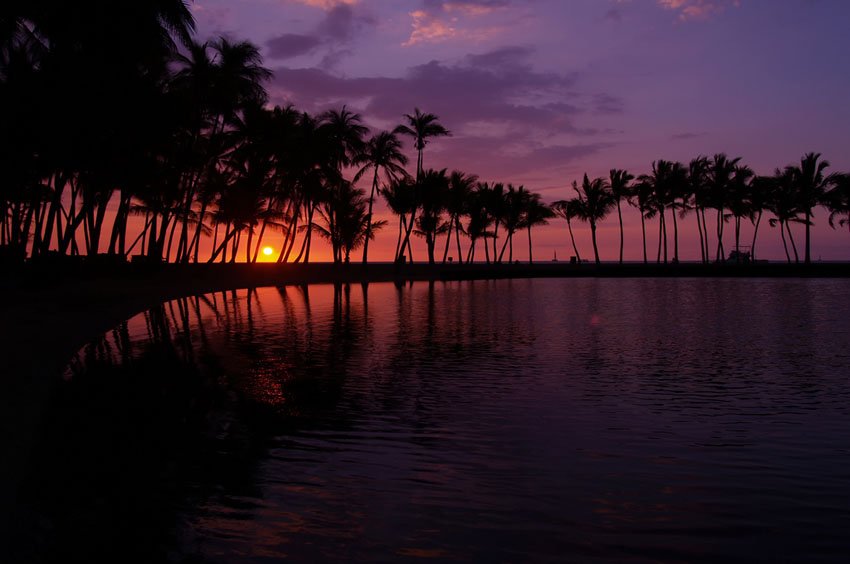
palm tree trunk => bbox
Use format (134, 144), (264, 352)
(640, 212), (647, 265)
(696, 211), (705, 263)
(455, 220), (463, 263)
(616, 199), (624, 265)
(484, 236), (490, 264)
(661, 212), (668, 264)
(787, 222), (799, 263)
(735, 216), (741, 261)
(567, 218), (581, 263)
(207, 226), (239, 263)
(394, 215), (404, 259)
(780, 220), (790, 263)
(498, 230), (511, 263)
(701, 208), (710, 261)
(441, 215), (453, 263)
(716, 207), (725, 262)
(591, 221), (600, 265)
(362, 167), (380, 264)
(527, 225), (533, 264)
(656, 213), (662, 264)
(751, 211), (762, 262)
(804, 210), (811, 264)
(671, 208), (679, 262)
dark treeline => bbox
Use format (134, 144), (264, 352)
(2, 4), (849, 266)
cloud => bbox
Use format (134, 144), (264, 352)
(288, 0), (358, 10)
(265, 3), (374, 66)
(656, 0), (741, 20)
(266, 33), (323, 59)
(403, 0), (514, 46)
(671, 131), (707, 140)
(267, 46), (622, 180)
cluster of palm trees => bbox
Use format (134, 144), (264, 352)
(554, 154), (849, 265)
(2, 4), (848, 266)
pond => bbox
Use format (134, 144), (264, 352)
(13, 278), (850, 562)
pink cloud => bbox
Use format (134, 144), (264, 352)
(289, 0), (357, 10)
(656, 0), (741, 20)
(402, 1), (511, 46)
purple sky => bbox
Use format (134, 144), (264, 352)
(190, 0), (850, 262)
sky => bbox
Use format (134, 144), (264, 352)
(189, 0), (850, 262)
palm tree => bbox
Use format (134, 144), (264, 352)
(569, 174), (614, 265)
(609, 169), (634, 265)
(726, 164), (755, 261)
(748, 174), (773, 262)
(687, 157), (710, 263)
(706, 153), (741, 262)
(381, 177), (417, 262)
(520, 192), (554, 264)
(496, 184), (531, 263)
(394, 108), (450, 262)
(312, 181), (385, 263)
(826, 173), (850, 235)
(354, 131), (409, 263)
(788, 152), (832, 264)
(442, 170), (478, 263)
(637, 160), (682, 264)
(414, 168), (449, 264)
(552, 198), (583, 263)
(464, 185), (493, 263)
(768, 168), (802, 263)
(628, 178), (655, 264)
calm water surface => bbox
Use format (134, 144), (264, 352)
(16, 278), (850, 562)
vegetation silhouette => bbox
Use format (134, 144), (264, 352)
(2, 5), (849, 267)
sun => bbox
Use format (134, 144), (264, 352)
(262, 246), (273, 256)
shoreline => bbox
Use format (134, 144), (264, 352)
(2, 260), (850, 550)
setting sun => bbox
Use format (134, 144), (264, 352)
(262, 246), (273, 256)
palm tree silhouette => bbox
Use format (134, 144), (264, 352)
(826, 173), (850, 235)
(497, 184), (531, 263)
(441, 170), (478, 263)
(464, 183), (494, 263)
(609, 169), (634, 265)
(768, 168), (803, 263)
(552, 198), (583, 264)
(414, 169), (449, 264)
(520, 192), (554, 264)
(394, 108), (450, 262)
(789, 152), (832, 264)
(568, 174), (614, 265)
(354, 131), (409, 263)
(706, 154), (741, 262)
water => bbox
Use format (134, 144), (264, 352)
(14, 279), (850, 562)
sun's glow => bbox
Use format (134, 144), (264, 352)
(263, 246), (273, 256)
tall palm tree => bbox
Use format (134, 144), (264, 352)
(687, 157), (710, 263)
(569, 174), (614, 265)
(768, 167), (802, 263)
(464, 185), (493, 264)
(354, 131), (409, 263)
(609, 169), (634, 265)
(520, 192), (554, 264)
(788, 152), (831, 264)
(706, 153), (741, 262)
(726, 164), (755, 261)
(497, 184), (530, 263)
(748, 174), (773, 262)
(381, 177), (417, 262)
(393, 108), (450, 262)
(552, 198), (583, 263)
(442, 170), (478, 263)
